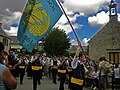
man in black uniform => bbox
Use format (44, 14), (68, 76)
(58, 55), (68, 90)
(51, 56), (60, 84)
(67, 56), (73, 89)
(19, 55), (28, 85)
(71, 47), (92, 90)
(31, 52), (42, 90)
(8, 50), (16, 77)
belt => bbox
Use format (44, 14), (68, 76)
(58, 70), (66, 73)
(68, 69), (72, 72)
(52, 66), (58, 69)
(71, 77), (84, 85)
(19, 66), (25, 69)
(32, 66), (42, 70)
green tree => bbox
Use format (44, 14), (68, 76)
(43, 28), (70, 56)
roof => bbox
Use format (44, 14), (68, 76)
(10, 36), (19, 44)
(89, 14), (120, 42)
(0, 22), (10, 39)
(9, 36), (22, 49)
(0, 28), (10, 39)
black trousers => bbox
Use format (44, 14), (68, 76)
(10, 69), (15, 77)
(52, 69), (57, 83)
(71, 83), (83, 90)
(32, 70), (42, 90)
(68, 72), (72, 89)
(33, 76), (38, 90)
(59, 74), (66, 90)
(19, 69), (25, 84)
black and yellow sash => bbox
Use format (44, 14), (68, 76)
(71, 77), (84, 85)
(58, 69), (66, 73)
(32, 66), (42, 70)
(52, 65), (58, 69)
(19, 66), (26, 69)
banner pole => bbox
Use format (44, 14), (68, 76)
(57, 0), (90, 66)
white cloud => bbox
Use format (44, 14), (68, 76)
(70, 38), (90, 46)
(70, 39), (78, 45)
(2, 9), (22, 30)
(54, 0), (111, 33)
(82, 38), (90, 46)
(88, 11), (120, 27)
(63, 0), (111, 15)
(0, 0), (112, 36)
(1, 9), (21, 36)
(4, 26), (18, 36)
(54, 8), (82, 34)
(88, 11), (109, 27)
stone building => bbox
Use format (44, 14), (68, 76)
(10, 36), (22, 52)
(0, 22), (11, 52)
(89, 0), (120, 64)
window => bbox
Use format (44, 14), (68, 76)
(109, 52), (119, 64)
(3, 38), (8, 46)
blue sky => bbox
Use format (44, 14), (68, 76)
(66, 0), (120, 45)
(68, 16), (99, 41)
(0, 0), (120, 46)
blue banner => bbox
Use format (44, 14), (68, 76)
(17, 0), (62, 52)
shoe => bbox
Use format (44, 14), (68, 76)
(93, 87), (96, 90)
(20, 82), (23, 85)
(91, 85), (93, 88)
(53, 82), (57, 84)
(38, 82), (41, 85)
(68, 86), (70, 89)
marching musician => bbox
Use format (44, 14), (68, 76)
(51, 56), (60, 84)
(71, 47), (92, 90)
(7, 49), (17, 77)
(31, 52), (43, 90)
(66, 55), (73, 89)
(18, 54), (28, 85)
(26, 55), (32, 79)
(58, 55), (68, 90)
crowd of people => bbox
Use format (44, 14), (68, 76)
(0, 42), (120, 90)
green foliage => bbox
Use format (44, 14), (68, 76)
(39, 48), (45, 54)
(43, 28), (71, 56)
(69, 52), (75, 57)
(64, 51), (70, 57)
(31, 48), (38, 55)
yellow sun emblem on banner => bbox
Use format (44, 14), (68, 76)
(27, 2), (50, 36)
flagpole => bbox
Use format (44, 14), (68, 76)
(57, 0), (90, 66)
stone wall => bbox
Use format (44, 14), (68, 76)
(89, 19), (120, 62)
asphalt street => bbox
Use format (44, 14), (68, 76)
(16, 76), (69, 90)
(16, 75), (112, 90)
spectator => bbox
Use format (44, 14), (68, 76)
(99, 56), (110, 90)
(114, 64), (120, 89)
(0, 42), (17, 90)
(91, 67), (99, 89)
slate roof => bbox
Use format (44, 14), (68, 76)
(0, 28), (10, 39)
(10, 36), (19, 44)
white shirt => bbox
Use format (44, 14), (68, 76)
(92, 71), (99, 79)
(51, 59), (60, 66)
(19, 58), (29, 65)
(71, 57), (88, 73)
(114, 68), (120, 78)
